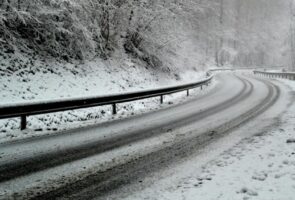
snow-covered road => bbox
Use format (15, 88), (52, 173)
(114, 77), (295, 200)
(0, 72), (292, 200)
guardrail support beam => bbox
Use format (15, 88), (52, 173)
(112, 104), (117, 115)
(160, 95), (164, 104)
(21, 115), (27, 130)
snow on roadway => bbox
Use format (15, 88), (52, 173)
(119, 78), (295, 200)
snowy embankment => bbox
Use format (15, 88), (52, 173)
(0, 52), (209, 143)
(122, 77), (295, 200)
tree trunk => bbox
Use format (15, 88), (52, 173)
(18, 0), (21, 10)
(6, 0), (11, 11)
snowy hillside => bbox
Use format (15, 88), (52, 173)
(0, 50), (206, 104)
(0, 49), (209, 143)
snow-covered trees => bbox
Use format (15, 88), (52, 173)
(0, 0), (95, 59)
(0, 0), (293, 71)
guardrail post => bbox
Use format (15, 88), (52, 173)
(160, 95), (164, 104)
(112, 103), (117, 115)
(21, 115), (27, 130)
(187, 90), (190, 96)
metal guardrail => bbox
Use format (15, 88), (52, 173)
(254, 70), (295, 80)
(0, 73), (214, 130)
(210, 67), (265, 72)
(209, 69), (234, 72)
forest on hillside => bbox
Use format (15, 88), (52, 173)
(0, 0), (294, 71)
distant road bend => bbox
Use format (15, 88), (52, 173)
(0, 72), (282, 200)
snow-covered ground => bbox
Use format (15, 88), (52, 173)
(116, 77), (295, 200)
(0, 51), (205, 103)
(0, 51), (208, 143)
(0, 72), (265, 199)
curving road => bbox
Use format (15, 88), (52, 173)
(0, 72), (284, 199)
